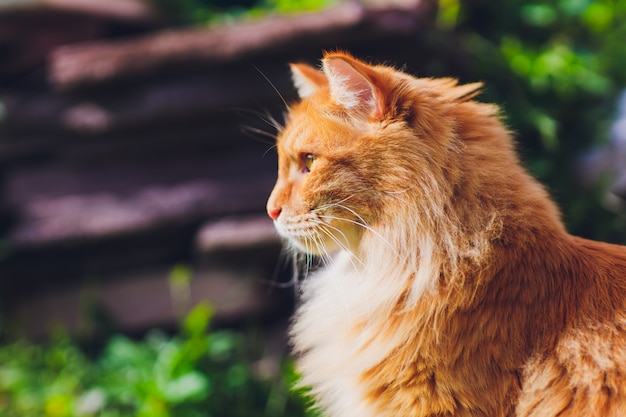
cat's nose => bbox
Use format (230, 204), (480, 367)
(267, 206), (282, 221)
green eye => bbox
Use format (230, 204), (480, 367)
(304, 154), (317, 172)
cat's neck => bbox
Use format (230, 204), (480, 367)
(350, 119), (570, 316)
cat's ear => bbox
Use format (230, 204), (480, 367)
(290, 63), (328, 99)
(322, 54), (383, 118)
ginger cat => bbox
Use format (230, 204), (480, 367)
(266, 51), (626, 417)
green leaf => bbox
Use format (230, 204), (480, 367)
(582, 2), (614, 32)
(226, 364), (248, 389)
(168, 264), (192, 288)
(0, 366), (26, 391)
(521, 4), (557, 27)
(438, 0), (461, 28)
(558, 0), (591, 17)
(155, 340), (186, 381)
(159, 372), (210, 404)
(137, 395), (169, 417)
(532, 112), (559, 152)
(183, 303), (213, 338)
(207, 332), (237, 361)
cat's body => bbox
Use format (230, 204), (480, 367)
(266, 51), (626, 417)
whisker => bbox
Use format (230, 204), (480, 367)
(311, 226), (352, 320)
(312, 196), (403, 259)
(313, 198), (379, 238)
(240, 126), (276, 148)
(252, 64), (289, 109)
(293, 251), (303, 295)
(239, 125), (279, 158)
(264, 247), (297, 289)
(316, 223), (364, 272)
(263, 110), (285, 132)
(302, 230), (317, 281)
(255, 109), (285, 133)
(262, 144), (278, 159)
(222, 106), (285, 132)
(331, 203), (370, 228)
(317, 213), (399, 258)
(313, 220), (365, 267)
(241, 125), (277, 141)
(314, 194), (357, 212)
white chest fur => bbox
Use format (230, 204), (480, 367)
(291, 252), (415, 417)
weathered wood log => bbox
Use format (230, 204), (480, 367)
(5, 212), (290, 339)
(5, 149), (275, 248)
(0, 66), (292, 136)
(0, 0), (158, 78)
(49, 0), (434, 89)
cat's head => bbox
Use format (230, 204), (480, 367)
(266, 51), (486, 256)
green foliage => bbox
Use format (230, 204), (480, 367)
(0, 304), (312, 417)
(438, 0), (626, 242)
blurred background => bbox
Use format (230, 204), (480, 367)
(0, 0), (625, 415)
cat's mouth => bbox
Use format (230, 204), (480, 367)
(273, 212), (360, 255)
(273, 215), (329, 255)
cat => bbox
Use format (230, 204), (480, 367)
(266, 51), (626, 417)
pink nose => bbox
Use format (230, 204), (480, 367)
(267, 207), (281, 220)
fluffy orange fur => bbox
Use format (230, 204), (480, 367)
(266, 51), (626, 417)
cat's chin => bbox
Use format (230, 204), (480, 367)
(272, 214), (362, 255)
(286, 236), (341, 257)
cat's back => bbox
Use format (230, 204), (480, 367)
(517, 235), (626, 417)
(575, 235), (626, 270)
(570, 235), (626, 311)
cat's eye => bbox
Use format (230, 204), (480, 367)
(303, 154), (317, 173)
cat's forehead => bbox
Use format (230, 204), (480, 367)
(279, 103), (359, 154)
(279, 110), (323, 152)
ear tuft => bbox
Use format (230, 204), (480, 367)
(290, 63), (327, 99)
(322, 56), (382, 117)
